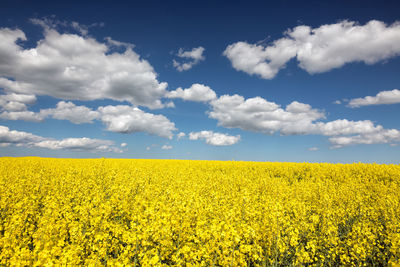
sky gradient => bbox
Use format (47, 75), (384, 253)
(1, 0), (400, 163)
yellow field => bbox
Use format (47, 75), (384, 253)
(0, 158), (399, 266)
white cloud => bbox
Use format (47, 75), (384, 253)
(30, 17), (105, 37)
(166, 83), (217, 102)
(35, 138), (121, 153)
(0, 22), (168, 109)
(2, 102), (27, 112)
(209, 95), (324, 135)
(120, 142), (127, 147)
(0, 111), (45, 122)
(161, 145), (172, 150)
(165, 101), (175, 108)
(329, 129), (400, 148)
(316, 119), (382, 136)
(178, 47), (205, 61)
(177, 132), (186, 139)
(209, 93), (400, 148)
(223, 40), (297, 79)
(333, 100), (342, 105)
(173, 46), (205, 71)
(224, 20), (400, 79)
(71, 21), (89, 36)
(105, 37), (134, 50)
(0, 20), (180, 140)
(0, 100), (102, 124)
(98, 105), (176, 139)
(0, 93), (37, 112)
(40, 101), (100, 124)
(0, 125), (121, 152)
(0, 125), (43, 145)
(189, 130), (240, 146)
(348, 89), (400, 107)
(308, 147), (319, 151)
(0, 100), (177, 139)
(0, 93), (36, 105)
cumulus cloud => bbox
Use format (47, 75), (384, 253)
(209, 95), (324, 135)
(0, 125), (121, 152)
(329, 129), (400, 148)
(177, 132), (186, 140)
(0, 100), (177, 139)
(189, 130), (240, 146)
(0, 93), (37, 112)
(316, 119), (382, 136)
(0, 20), (168, 109)
(166, 83), (217, 102)
(40, 101), (100, 124)
(0, 19), (180, 141)
(348, 89), (400, 107)
(0, 93), (36, 105)
(223, 40), (296, 79)
(0, 100), (101, 124)
(161, 145), (173, 150)
(173, 46), (205, 71)
(98, 105), (176, 139)
(35, 138), (121, 152)
(208, 94), (400, 147)
(224, 20), (400, 79)
(120, 142), (127, 147)
(178, 47), (205, 61)
(0, 125), (43, 145)
(0, 111), (45, 122)
(2, 102), (27, 112)
(165, 101), (175, 108)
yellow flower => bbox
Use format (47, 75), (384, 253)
(0, 158), (399, 265)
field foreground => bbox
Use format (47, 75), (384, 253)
(0, 158), (399, 266)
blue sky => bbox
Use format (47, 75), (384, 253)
(1, 0), (400, 163)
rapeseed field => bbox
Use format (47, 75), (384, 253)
(0, 157), (399, 266)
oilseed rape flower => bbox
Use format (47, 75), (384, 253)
(0, 157), (399, 265)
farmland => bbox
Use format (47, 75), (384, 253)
(0, 157), (399, 266)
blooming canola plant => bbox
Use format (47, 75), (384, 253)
(0, 158), (399, 265)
